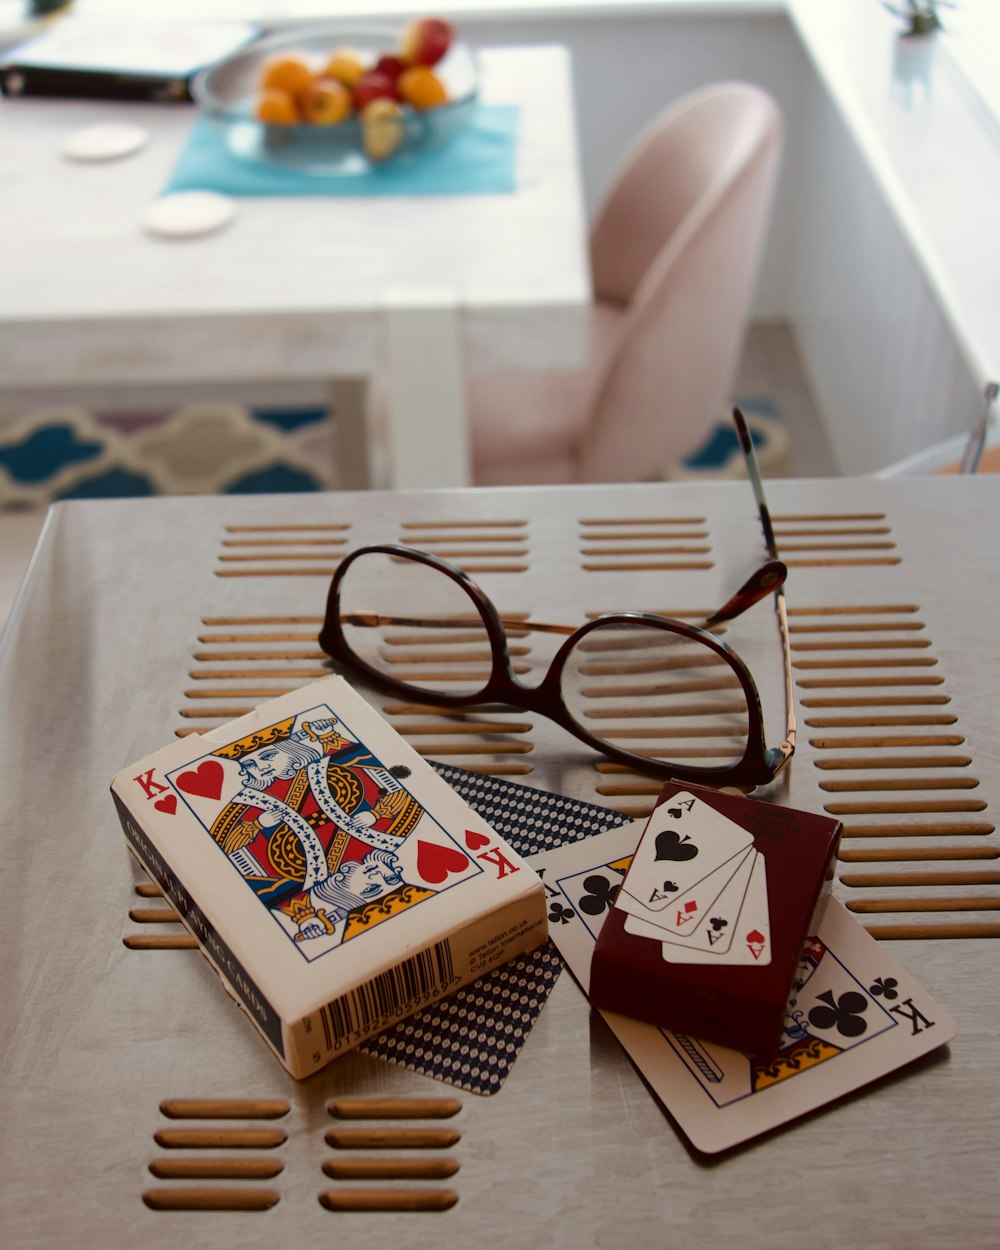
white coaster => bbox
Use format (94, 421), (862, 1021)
(143, 190), (237, 239)
(61, 122), (150, 162)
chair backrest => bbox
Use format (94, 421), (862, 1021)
(573, 83), (783, 482)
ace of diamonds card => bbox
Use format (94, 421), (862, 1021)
(110, 676), (547, 1079)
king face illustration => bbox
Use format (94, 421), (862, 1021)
(207, 712), (428, 944)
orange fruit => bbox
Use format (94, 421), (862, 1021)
(397, 65), (448, 111)
(259, 56), (315, 99)
(255, 87), (300, 126)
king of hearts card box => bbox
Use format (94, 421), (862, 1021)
(110, 676), (548, 1080)
(590, 782), (842, 1057)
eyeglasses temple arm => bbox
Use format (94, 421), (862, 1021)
(733, 406), (797, 767)
(774, 587), (797, 765)
(733, 407), (779, 560)
(340, 610), (576, 636)
(702, 559), (787, 627)
(960, 381), (998, 475)
(342, 568), (790, 635)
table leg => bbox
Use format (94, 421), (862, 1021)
(328, 377), (373, 489)
(382, 291), (471, 489)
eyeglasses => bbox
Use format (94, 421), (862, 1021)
(318, 408), (796, 789)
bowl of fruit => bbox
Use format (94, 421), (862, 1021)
(192, 17), (477, 172)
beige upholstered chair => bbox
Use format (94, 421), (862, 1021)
(469, 82), (784, 486)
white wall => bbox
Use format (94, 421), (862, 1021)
(783, 68), (986, 474)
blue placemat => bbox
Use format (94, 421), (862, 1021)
(163, 103), (518, 197)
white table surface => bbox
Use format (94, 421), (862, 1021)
(0, 41), (590, 488)
(2, 476), (999, 1246)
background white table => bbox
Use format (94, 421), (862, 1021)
(0, 42), (589, 488)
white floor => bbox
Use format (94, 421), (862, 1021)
(0, 321), (836, 632)
(733, 321), (837, 479)
(0, 508), (46, 629)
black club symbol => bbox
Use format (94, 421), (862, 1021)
(869, 976), (899, 1000)
(577, 874), (620, 916)
(808, 989), (870, 1039)
(709, 917), (729, 933)
(548, 901), (575, 925)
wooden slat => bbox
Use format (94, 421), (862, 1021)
(159, 1099), (290, 1120)
(325, 1127), (461, 1150)
(143, 1187), (279, 1211)
(328, 1096), (461, 1120)
(148, 1158), (285, 1180)
(154, 1128), (287, 1149)
(323, 1157), (459, 1180)
(319, 1188), (458, 1212)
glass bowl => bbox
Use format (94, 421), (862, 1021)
(191, 22), (479, 175)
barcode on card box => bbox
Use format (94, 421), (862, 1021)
(318, 941), (458, 1055)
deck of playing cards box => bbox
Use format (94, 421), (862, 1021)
(590, 782), (842, 1057)
(110, 676), (548, 1079)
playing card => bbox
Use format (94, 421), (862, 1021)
(623, 846), (742, 937)
(625, 846), (770, 965)
(616, 791), (754, 934)
(358, 764), (627, 1096)
(530, 823), (957, 1153)
(659, 848), (770, 968)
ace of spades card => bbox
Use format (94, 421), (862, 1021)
(110, 676), (547, 1079)
(617, 791), (773, 965)
(617, 792), (755, 937)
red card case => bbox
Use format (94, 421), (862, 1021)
(590, 781), (842, 1057)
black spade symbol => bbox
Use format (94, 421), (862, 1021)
(654, 828), (698, 862)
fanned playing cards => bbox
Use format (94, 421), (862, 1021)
(616, 790), (770, 965)
(591, 783), (842, 1055)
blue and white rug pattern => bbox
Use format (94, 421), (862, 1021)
(0, 397), (789, 506)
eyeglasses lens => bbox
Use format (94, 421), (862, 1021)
(558, 621), (752, 772)
(336, 550), (756, 775)
(336, 550), (494, 699)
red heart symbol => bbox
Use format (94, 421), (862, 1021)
(464, 828), (491, 851)
(154, 795), (178, 816)
(746, 928), (767, 960)
(176, 759), (225, 801)
(416, 839), (471, 885)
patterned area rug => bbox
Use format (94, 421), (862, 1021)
(670, 398), (791, 480)
(0, 396), (789, 505)
(0, 400), (335, 506)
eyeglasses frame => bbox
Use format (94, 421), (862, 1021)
(319, 541), (788, 789)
